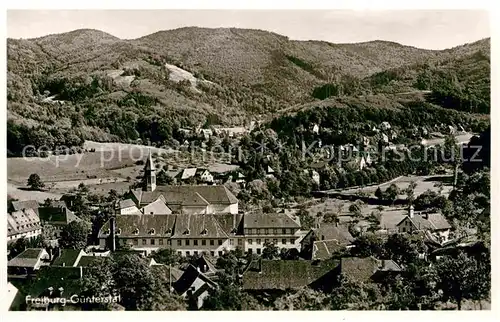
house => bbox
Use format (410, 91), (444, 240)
(242, 212), (301, 255)
(176, 168), (198, 182)
(300, 224), (354, 260)
(396, 206), (452, 243)
(381, 133), (389, 144)
(339, 257), (402, 283)
(380, 121), (391, 131)
(195, 169), (214, 183)
(265, 166), (275, 178)
(199, 129), (213, 140)
(174, 264), (218, 309)
(8, 248), (51, 275)
(10, 200), (40, 215)
(242, 259), (339, 293)
(116, 199), (141, 215)
(51, 249), (86, 267)
(7, 208), (42, 242)
(38, 207), (80, 237)
(233, 172), (246, 184)
(192, 254), (219, 276)
(312, 124), (320, 135)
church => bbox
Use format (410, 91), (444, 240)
(117, 151), (239, 215)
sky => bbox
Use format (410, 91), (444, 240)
(6, 10), (490, 49)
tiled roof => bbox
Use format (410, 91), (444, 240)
(243, 213), (300, 229)
(8, 248), (47, 268)
(38, 207), (79, 225)
(178, 168), (197, 180)
(150, 265), (184, 284)
(98, 215), (177, 238)
(340, 257), (379, 282)
(11, 200), (39, 212)
(174, 264), (217, 295)
(52, 249), (84, 267)
(76, 255), (106, 267)
(312, 240), (346, 260)
(119, 199), (137, 209)
(378, 259), (402, 272)
(314, 224), (354, 244)
(173, 214), (229, 239)
(7, 208), (41, 237)
(141, 199), (172, 215)
(397, 213), (451, 231)
(134, 185), (238, 206)
(213, 213), (244, 235)
(242, 259), (339, 291)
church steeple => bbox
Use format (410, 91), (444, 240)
(143, 149), (156, 192)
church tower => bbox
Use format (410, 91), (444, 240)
(143, 149), (156, 192)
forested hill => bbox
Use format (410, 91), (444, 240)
(6, 28), (490, 154)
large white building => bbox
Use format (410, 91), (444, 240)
(7, 208), (42, 242)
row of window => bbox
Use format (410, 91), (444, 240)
(180, 250), (223, 257)
(245, 228), (295, 235)
(247, 238), (295, 245)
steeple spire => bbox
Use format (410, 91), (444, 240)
(143, 149), (156, 192)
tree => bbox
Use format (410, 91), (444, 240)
(384, 233), (426, 267)
(59, 221), (90, 249)
(262, 242), (279, 260)
(27, 173), (44, 190)
(323, 211), (339, 224)
(150, 248), (181, 266)
(274, 287), (330, 310)
(78, 182), (89, 193)
(348, 202), (362, 218)
(330, 275), (381, 310)
(79, 258), (115, 310)
(405, 181), (417, 205)
(385, 183), (400, 204)
(351, 233), (387, 258)
(203, 272), (262, 310)
(375, 187), (383, 200)
(297, 208), (315, 230)
(435, 252), (490, 310)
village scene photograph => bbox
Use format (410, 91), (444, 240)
(4, 6), (492, 312)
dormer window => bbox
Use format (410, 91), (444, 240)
(230, 227), (237, 234)
(149, 228), (155, 235)
(105, 229), (110, 235)
(184, 229), (190, 235)
(165, 228), (172, 235)
(116, 228), (121, 235)
(201, 228), (208, 235)
(133, 228), (139, 235)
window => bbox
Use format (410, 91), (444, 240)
(264, 229), (269, 235)
(282, 229), (286, 235)
(186, 239), (190, 246)
(159, 239), (164, 245)
(186, 251), (190, 256)
(282, 239), (286, 245)
(167, 240), (171, 246)
(256, 229), (261, 235)
(133, 239), (138, 245)
(290, 239), (295, 244)
(177, 240), (182, 246)
(248, 228), (253, 235)
(194, 251), (198, 255)
(257, 239), (261, 244)
(151, 239), (155, 245)
(230, 239), (234, 245)
(273, 239), (278, 244)
(218, 239), (223, 245)
(117, 228), (122, 235)
(210, 251), (215, 256)
(402, 227), (406, 233)
(248, 239), (253, 245)
(142, 239), (147, 245)
(210, 240), (215, 246)
(274, 229), (278, 234)
(248, 249), (253, 254)
(265, 239), (269, 243)
(218, 251), (223, 256)
(238, 239), (243, 246)
(133, 228), (139, 235)
(149, 228), (155, 235)
(194, 240), (199, 246)
(257, 248), (261, 255)
(178, 251), (182, 256)
(202, 240), (206, 246)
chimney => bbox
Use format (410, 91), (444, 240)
(79, 266), (83, 278)
(109, 217), (116, 252)
(409, 205), (415, 218)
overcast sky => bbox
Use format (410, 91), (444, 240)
(7, 10), (490, 49)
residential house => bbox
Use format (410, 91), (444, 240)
(38, 206), (80, 237)
(380, 121), (391, 131)
(175, 168), (198, 182)
(312, 124), (320, 135)
(7, 208), (42, 242)
(51, 249), (87, 267)
(300, 224), (354, 260)
(8, 248), (51, 275)
(265, 166), (275, 178)
(242, 212), (301, 255)
(174, 264), (218, 309)
(195, 169), (214, 184)
(199, 129), (213, 140)
(141, 198), (172, 215)
(242, 259), (340, 293)
(338, 257), (402, 283)
(116, 199), (142, 215)
(396, 206), (452, 243)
